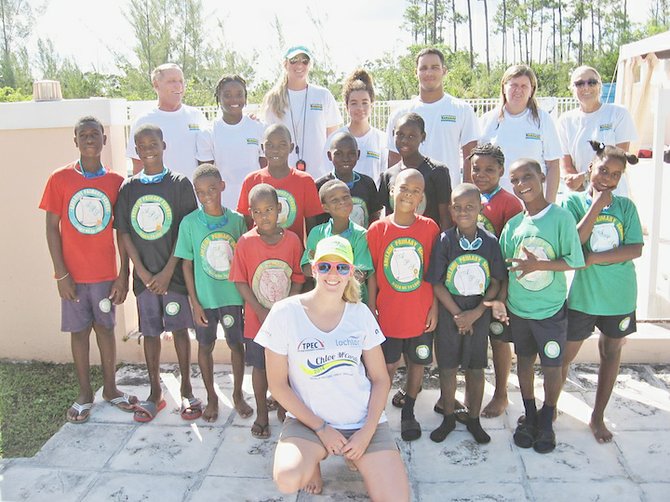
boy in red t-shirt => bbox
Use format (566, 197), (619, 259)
(470, 143), (522, 419)
(39, 116), (137, 423)
(367, 168), (439, 441)
(230, 183), (304, 439)
(237, 124), (322, 243)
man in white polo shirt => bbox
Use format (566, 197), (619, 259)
(126, 63), (207, 179)
(385, 48), (479, 188)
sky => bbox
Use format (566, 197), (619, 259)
(31, 0), (655, 83)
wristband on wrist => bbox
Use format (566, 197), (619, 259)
(55, 272), (69, 281)
(313, 421), (327, 433)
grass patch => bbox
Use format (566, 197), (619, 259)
(0, 361), (103, 458)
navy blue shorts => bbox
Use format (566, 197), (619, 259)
(567, 309), (636, 341)
(136, 289), (194, 337)
(509, 303), (568, 367)
(194, 305), (244, 346)
(61, 281), (115, 333)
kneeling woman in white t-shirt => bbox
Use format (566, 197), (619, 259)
(255, 236), (409, 501)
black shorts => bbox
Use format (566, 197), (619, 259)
(509, 303), (568, 367)
(567, 309), (637, 341)
(435, 299), (490, 370)
(194, 306), (244, 346)
(488, 319), (513, 343)
(381, 332), (433, 365)
(245, 339), (265, 370)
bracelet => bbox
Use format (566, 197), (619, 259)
(55, 272), (69, 281)
(313, 421), (327, 433)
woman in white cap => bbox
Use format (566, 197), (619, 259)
(260, 45), (343, 179)
(255, 236), (409, 500)
(558, 65), (638, 196)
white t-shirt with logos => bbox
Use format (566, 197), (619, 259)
(385, 93), (480, 188)
(255, 296), (387, 429)
(196, 115), (266, 208)
(558, 103), (637, 196)
(263, 84), (343, 180)
(126, 105), (207, 180)
(479, 107), (562, 193)
(321, 125), (388, 186)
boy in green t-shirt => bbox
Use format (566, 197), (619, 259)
(301, 179), (373, 300)
(560, 143), (643, 443)
(488, 159), (584, 454)
(175, 164), (252, 422)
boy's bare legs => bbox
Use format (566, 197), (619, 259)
(94, 323), (135, 409)
(590, 335), (626, 443)
(482, 339), (511, 417)
(430, 367), (457, 442)
(69, 327), (94, 421)
(251, 367), (270, 438)
(143, 336), (163, 403)
(560, 340), (584, 386)
(172, 329), (194, 399)
(198, 341), (218, 422)
(230, 341), (253, 418)
(466, 369), (485, 418)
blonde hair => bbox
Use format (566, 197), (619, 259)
(151, 63), (182, 85)
(342, 274), (362, 303)
(261, 72), (289, 119)
(498, 64), (540, 126)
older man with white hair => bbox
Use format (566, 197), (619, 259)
(126, 63), (207, 179)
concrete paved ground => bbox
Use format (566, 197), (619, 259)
(1, 362), (669, 502)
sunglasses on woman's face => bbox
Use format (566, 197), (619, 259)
(289, 56), (310, 65)
(573, 79), (599, 88)
(315, 261), (352, 276)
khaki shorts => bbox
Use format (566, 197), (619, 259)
(279, 417), (397, 454)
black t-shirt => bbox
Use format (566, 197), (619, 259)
(426, 226), (506, 309)
(114, 171), (197, 295)
(378, 157), (451, 226)
(314, 171), (382, 228)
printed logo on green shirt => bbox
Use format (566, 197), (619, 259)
(478, 214), (496, 235)
(445, 254), (490, 296)
(131, 194), (172, 240)
(351, 197), (369, 228)
(276, 189), (297, 229)
(200, 232), (236, 280)
(252, 259), (292, 309)
(589, 214), (624, 253)
(514, 236), (556, 291)
(68, 188), (112, 235)
(383, 237), (424, 292)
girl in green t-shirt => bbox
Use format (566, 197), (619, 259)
(560, 141), (643, 444)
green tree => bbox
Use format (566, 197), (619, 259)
(0, 0), (33, 90)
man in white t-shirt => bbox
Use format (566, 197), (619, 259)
(126, 63), (207, 180)
(385, 48), (480, 188)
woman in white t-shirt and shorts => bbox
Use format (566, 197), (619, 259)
(255, 236), (409, 500)
(558, 65), (638, 197)
(260, 45), (343, 180)
(480, 64), (563, 202)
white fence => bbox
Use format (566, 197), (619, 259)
(126, 97), (579, 133)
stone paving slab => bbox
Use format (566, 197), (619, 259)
(1, 364), (670, 501)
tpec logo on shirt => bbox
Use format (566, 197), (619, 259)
(246, 138), (259, 145)
(441, 115), (456, 123)
(525, 133), (541, 141)
(188, 123), (200, 131)
(310, 103), (323, 111)
(366, 150), (380, 160)
(297, 338), (325, 352)
(599, 123), (613, 131)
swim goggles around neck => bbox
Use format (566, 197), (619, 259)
(75, 160), (106, 179)
(457, 228), (483, 251)
(138, 167), (168, 184)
